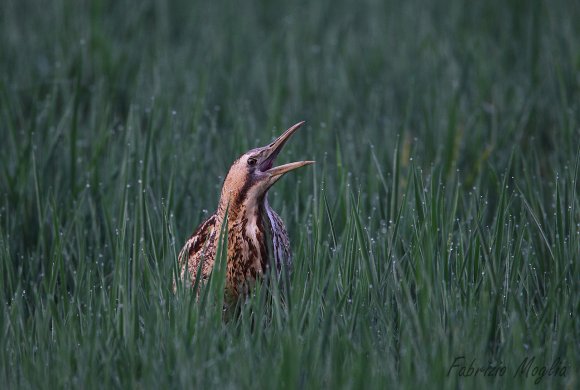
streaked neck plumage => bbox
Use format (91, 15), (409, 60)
(215, 181), (273, 298)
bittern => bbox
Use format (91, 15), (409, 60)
(177, 121), (314, 302)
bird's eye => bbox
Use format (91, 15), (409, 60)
(247, 158), (257, 167)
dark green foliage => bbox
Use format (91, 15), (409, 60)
(0, 0), (578, 388)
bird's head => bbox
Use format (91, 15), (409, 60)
(219, 121), (314, 210)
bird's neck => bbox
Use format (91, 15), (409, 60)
(216, 186), (270, 225)
(217, 199), (268, 226)
(217, 190), (271, 298)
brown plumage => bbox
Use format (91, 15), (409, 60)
(176, 121), (314, 303)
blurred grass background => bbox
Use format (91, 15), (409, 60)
(0, 0), (579, 388)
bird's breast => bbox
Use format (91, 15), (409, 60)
(227, 208), (270, 283)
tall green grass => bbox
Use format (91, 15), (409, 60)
(1, 0), (578, 388)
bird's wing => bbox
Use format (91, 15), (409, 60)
(177, 214), (218, 288)
(266, 209), (292, 274)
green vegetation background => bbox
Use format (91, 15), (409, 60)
(1, 0), (578, 388)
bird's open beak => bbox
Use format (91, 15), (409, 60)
(259, 121), (315, 177)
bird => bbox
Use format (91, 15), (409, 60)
(176, 121), (314, 304)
